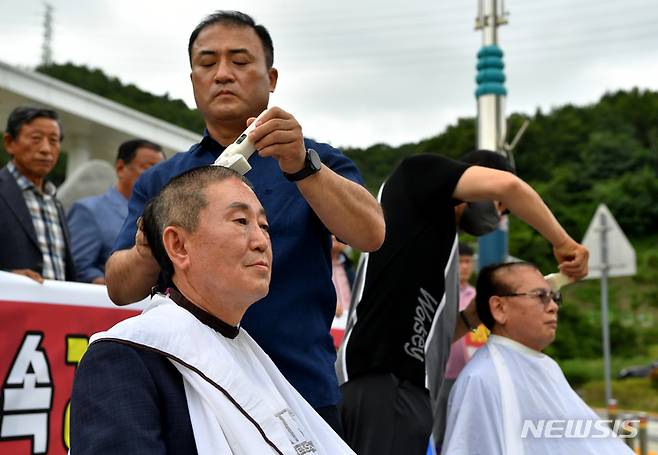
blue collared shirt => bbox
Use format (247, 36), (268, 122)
(67, 186), (128, 282)
(113, 131), (363, 408)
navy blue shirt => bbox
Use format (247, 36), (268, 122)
(113, 132), (364, 408)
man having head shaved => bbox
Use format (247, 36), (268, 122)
(71, 166), (354, 454)
(442, 262), (634, 455)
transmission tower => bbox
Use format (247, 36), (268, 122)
(41, 3), (53, 66)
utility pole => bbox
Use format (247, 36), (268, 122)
(41, 3), (54, 66)
(598, 212), (613, 406)
(475, 0), (509, 268)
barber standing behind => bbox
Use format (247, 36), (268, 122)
(104, 10), (385, 433)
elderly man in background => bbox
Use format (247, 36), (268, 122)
(67, 139), (164, 284)
(0, 106), (75, 282)
(71, 166), (355, 454)
(442, 262), (633, 455)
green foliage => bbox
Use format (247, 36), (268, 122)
(344, 117), (476, 193)
(558, 349), (657, 386)
(592, 167), (658, 237)
(36, 63), (205, 133)
(578, 377), (658, 412)
(545, 246), (658, 362)
(651, 368), (658, 390)
(345, 88), (658, 251)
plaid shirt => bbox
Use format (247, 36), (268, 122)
(8, 162), (67, 280)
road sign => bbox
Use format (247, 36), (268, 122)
(582, 203), (636, 279)
(581, 203), (637, 408)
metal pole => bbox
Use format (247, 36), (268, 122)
(638, 413), (648, 455)
(623, 414), (636, 449)
(475, 0), (509, 268)
(599, 212), (612, 406)
(607, 398), (617, 429)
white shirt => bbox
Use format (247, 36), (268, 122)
(92, 295), (354, 455)
(442, 335), (635, 455)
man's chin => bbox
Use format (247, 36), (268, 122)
(251, 284), (270, 302)
(206, 101), (247, 119)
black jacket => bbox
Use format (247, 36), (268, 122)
(70, 340), (198, 454)
(0, 165), (75, 280)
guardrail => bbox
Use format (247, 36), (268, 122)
(606, 400), (656, 455)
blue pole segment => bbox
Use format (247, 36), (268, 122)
(475, 45), (507, 98)
(478, 226), (508, 269)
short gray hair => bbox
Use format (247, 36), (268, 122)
(142, 165), (253, 286)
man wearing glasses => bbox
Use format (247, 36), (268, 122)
(442, 261), (634, 455)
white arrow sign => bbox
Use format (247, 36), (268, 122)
(582, 203), (636, 279)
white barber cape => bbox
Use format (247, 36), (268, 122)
(91, 295), (355, 455)
(442, 335), (634, 455)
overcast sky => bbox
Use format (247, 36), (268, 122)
(1, 0), (656, 149)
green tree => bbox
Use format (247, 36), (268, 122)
(36, 63), (205, 133)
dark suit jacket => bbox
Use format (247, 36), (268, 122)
(0, 166), (75, 280)
(70, 340), (198, 454)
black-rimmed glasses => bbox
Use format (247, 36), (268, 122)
(498, 289), (562, 306)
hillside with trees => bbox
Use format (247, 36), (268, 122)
(343, 89), (658, 380)
(37, 63), (206, 133)
(3, 64), (655, 386)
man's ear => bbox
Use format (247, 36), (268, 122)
(268, 67), (278, 92)
(115, 159), (126, 177)
(454, 202), (466, 225)
(162, 226), (190, 271)
(490, 295), (508, 325)
(3, 133), (15, 157)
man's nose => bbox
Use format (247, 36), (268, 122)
(250, 226), (270, 252)
(37, 137), (55, 154)
(214, 60), (234, 83)
(547, 299), (559, 313)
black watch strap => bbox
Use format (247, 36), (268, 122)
(283, 148), (322, 182)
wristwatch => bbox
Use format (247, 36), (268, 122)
(283, 148), (322, 182)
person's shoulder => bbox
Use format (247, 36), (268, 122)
(146, 150), (189, 177)
(75, 339), (182, 412)
(463, 284), (476, 299)
(455, 345), (497, 388)
(79, 339), (142, 372)
(132, 151), (188, 194)
(397, 153), (465, 172)
(71, 192), (106, 211)
(384, 153), (468, 201)
(82, 338), (170, 374)
(0, 165), (15, 187)
(139, 146), (209, 186)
